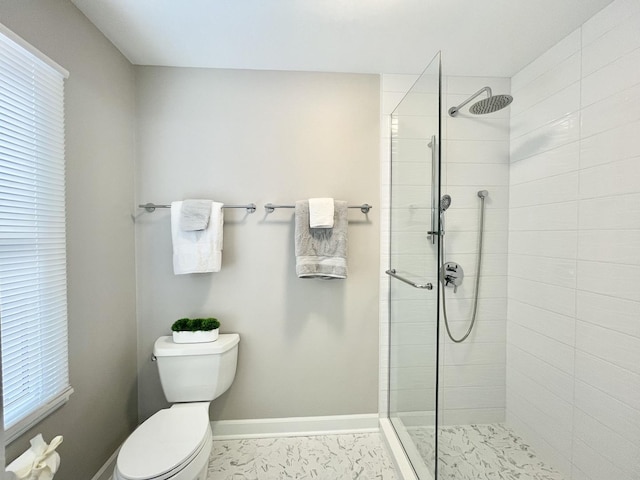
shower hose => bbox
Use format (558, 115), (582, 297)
(440, 193), (486, 343)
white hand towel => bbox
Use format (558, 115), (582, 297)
(180, 199), (212, 231)
(171, 201), (224, 274)
(308, 197), (334, 228)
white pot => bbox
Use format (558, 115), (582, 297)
(172, 329), (219, 344)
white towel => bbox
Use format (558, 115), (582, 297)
(180, 199), (212, 231)
(309, 197), (334, 228)
(171, 201), (224, 274)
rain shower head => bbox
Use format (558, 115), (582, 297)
(470, 95), (513, 114)
(440, 194), (452, 213)
(448, 87), (513, 117)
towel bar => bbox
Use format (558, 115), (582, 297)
(264, 203), (372, 214)
(386, 269), (433, 290)
(138, 203), (257, 213)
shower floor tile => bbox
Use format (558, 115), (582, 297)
(408, 423), (566, 480)
(207, 432), (398, 479)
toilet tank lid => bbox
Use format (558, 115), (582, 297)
(154, 333), (239, 357)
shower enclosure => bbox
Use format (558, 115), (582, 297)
(384, 54), (577, 480)
(385, 54), (517, 480)
(385, 4), (640, 479)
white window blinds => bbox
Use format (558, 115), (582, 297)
(0, 25), (72, 442)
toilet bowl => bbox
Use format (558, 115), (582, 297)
(114, 403), (211, 480)
(113, 334), (239, 480)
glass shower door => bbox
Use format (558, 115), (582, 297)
(388, 52), (441, 480)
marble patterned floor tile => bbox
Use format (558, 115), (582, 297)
(408, 423), (566, 480)
(208, 432), (398, 480)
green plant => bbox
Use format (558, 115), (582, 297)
(171, 317), (220, 332)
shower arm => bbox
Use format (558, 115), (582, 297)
(448, 86), (492, 117)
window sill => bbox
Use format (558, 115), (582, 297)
(5, 387), (74, 445)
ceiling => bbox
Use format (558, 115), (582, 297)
(71, 0), (614, 77)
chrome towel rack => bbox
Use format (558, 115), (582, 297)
(264, 203), (372, 214)
(138, 203), (257, 213)
(386, 269), (433, 290)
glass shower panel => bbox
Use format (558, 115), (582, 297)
(388, 52), (441, 480)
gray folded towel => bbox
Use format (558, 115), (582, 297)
(180, 199), (212, 231)
(294, 200), (348, 279)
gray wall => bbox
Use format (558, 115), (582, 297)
(0, 1), (138, 478)
(135, 67), (380, 421)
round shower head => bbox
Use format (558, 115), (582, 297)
(470, 94), (513, 114)
(440, 194), (452, 213)
(448, 87), (513, 117)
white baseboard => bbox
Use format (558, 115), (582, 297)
(211, 413), (379, 440)
(91, 447), (119, 480)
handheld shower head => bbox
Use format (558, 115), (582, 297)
(448, 86), (513, 117)
(440, 194), (452, 213)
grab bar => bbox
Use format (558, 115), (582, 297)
(385, 269), (433, 290)
(428, 135), (439, 245)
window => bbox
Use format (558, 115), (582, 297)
(0, 24), (72, 443)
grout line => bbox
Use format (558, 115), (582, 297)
(569, 27), (585, 473)
(578, 117), (640, 141)
(512, 36), (581, 96)
(509, 318), (576, 350)
(509, 170), (579, 188)
(575, 319), (640, 348)
(574, 351), (640, 400)
(580, 75), (640, 111)
(510, 79), (582, 124)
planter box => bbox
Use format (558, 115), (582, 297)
(172, 329), (219, 344)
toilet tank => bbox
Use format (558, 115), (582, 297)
(153, 333), (239, 403)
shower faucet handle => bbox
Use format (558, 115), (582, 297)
(441, 261), (464, 294)
(444, 275), (458, 293)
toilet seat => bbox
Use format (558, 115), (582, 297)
(115, 405), (210, 480)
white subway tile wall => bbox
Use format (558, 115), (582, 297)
(507, 2), (640, 480)
(440, 75), (510, 425)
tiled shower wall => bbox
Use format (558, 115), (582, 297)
(506, 0), (640, 478)
(439, 77), (510, 424)
(379, 74), (510, 423)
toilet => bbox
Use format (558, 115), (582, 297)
(113, 333), (240, 480)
